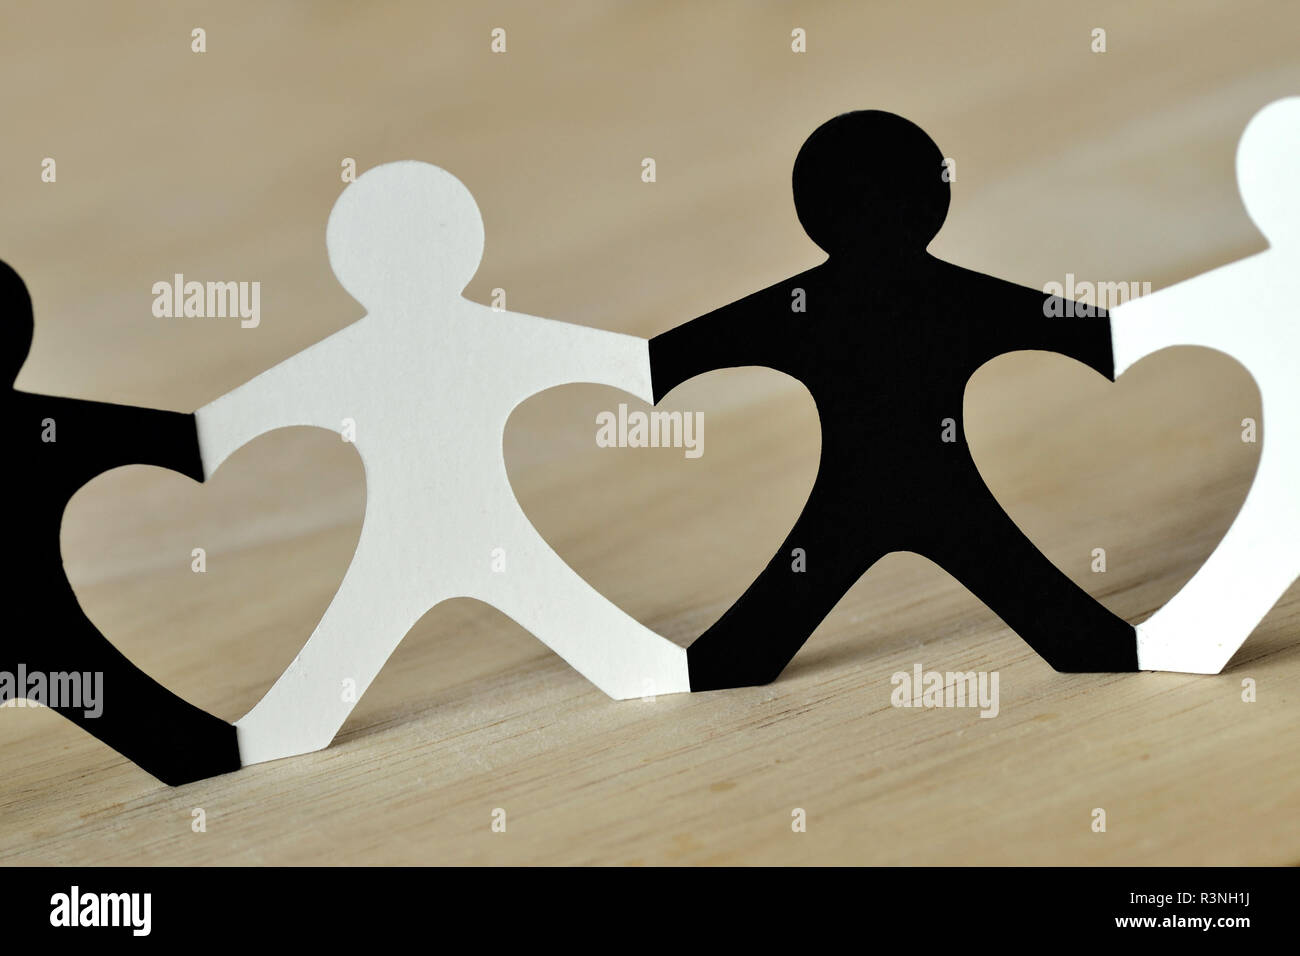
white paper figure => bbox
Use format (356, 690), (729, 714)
(1111, 97), (1300, 673)
(197, 162), (688, 766)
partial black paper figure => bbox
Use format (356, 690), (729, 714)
(1, 260), (239, 784)
(650, 111), (1138, 690)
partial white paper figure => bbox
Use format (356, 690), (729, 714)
(198, 162), (688, 766)
(1111, 97), (1300, 673)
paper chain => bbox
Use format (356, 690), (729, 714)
(5, 100), (1296, 785)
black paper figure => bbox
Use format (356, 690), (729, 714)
(650, 111), (1138, 690)
(1, 260), (239, 784)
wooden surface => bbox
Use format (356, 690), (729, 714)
(1, 0), (1297, 865)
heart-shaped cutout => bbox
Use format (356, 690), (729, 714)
(63, 426), (365, 726)
(967, 345), (1261, 658)
(504, 369), (819, 649)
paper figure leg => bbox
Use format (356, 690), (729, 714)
(234, 533), (433, 766)
(483, 517), (690, 700)
(1137, 440), (1298, 672)
(921, 472), (1138, 672)
(686, 483), (883, 691)
(8, 581), (240, 784)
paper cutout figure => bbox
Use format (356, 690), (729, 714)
(1112, 97), (1300, 673)
(650, 111), (1139, 690)
(198, 162), (689, 767)
(0, 260), (240, 785)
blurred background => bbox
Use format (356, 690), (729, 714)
(1, 1), (1296, 864)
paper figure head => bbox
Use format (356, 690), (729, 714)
(0, 259), (34, 385)
(1237, 96), (1300, 248)
(792, 110), (950, 258)
(327, 161), (486, 310)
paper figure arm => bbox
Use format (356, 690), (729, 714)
(506, 314), (657, 405)
(43, 396), (207, 483)
(987, 275), (1116, 380)
(649, 287), (781, 402)
(195, 344), (342, 478)
(1109, 265), (1241, 376)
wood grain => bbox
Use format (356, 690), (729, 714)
(0, 0), (1295, 865)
